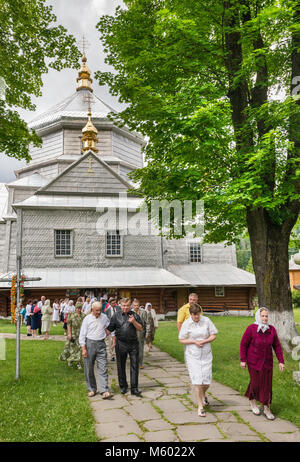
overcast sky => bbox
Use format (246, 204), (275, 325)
(0, 0), (124, 183)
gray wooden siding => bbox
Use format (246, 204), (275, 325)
(21, 209), (162, 268)
(39, 164), (60, 178)
(43, 155), (128, 194)
(8, 221), (17, 271)
(13, 188), (37, 204)
(63, 129), (113, 157)
(28, 130), (63, 165)
(164, 239), (236, 266)
(0, 222), (6, 272)
(119, 165), (134, 182)
(112, 132), (143, 168)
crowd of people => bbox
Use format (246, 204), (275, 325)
(19, 291), (285, 420)
(19, 294), (159, 399)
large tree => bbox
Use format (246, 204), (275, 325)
(0, 0), (81, 161)
(96, 0), (300, 350)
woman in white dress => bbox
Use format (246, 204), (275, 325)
(82, 297), (92, 315)
(52, 299), (60, 326)
(179, 303), (218, 417)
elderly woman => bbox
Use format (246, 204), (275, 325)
(240, 307), (285, 420)
(144, 302), (158, 352)
(179, 303), (218, 417)
(60, 303), (85, 369)
(41, 299), (53, 340)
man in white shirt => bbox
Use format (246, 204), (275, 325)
(79, 301), (113, 399)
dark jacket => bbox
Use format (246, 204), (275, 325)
(107, 308), (143, 344)
(240, 324), (284, 371)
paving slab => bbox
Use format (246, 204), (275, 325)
(100, 434), (142, 443)
(213, 412), (239, 423)
(144, 430), (178, 442)
(166, 387), (189, 395)
(154, 399), (189, 414)
(246, 418), (300, 434)
(218, 422), (259, 439)
(177, 424), (223, 442)
(123, 402), (161, 421)
(95, 420), (142, 439)
(164, 411), (217, 425)
(93, 408), (129, 423)
(263, 432), (300, 442)
(146, 369), (174, 378)
(140, 389), (164, 400)
(143, 419), (175, 432)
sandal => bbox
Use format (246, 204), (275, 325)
(250, 403), (261, 416)
(88, 391), (96, 397)
(263, 409), (275, 420)
(204, 396), (209, 406)
(101, 391), (113, 400)
(198, 408), (206, 417)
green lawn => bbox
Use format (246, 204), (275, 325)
(154, 315), (300, 429)
(0, 319), (66, 336)
(0, 339), (98, 442)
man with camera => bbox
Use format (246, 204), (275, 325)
(107, 298), (144, 397)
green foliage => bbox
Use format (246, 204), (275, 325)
(96, 0), (300, 243)
(236, 236), (252, 270)
(0, 0), (81, 161)
(292, 289), (300, 308)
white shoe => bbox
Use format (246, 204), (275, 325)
(263, 407), (275, 420)
(250, 401), (260, 415)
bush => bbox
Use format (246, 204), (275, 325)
(292, 290), (300, 308)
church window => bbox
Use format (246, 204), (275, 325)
(106, 230), (122, 257)
(189, 243), (202, 263)
(55, 230), (73, 257)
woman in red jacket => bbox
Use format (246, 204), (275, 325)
(240, 307), (285, 420)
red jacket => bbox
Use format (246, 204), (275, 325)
(240, 324), (284, 371)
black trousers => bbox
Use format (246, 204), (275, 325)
(115, 339), (139, 390)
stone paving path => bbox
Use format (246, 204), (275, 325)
(2, 333), (299, 442)
(90, 346), (300, 443)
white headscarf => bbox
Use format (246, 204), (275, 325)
(145, 303), (152, 311)
(255, 307), (270, 333)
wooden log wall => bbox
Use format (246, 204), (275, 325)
(0, 293), (9, 317)
(194, 287), (253, 311)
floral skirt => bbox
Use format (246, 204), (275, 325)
(245, 365), (273, 405)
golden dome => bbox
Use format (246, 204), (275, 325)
(81, 111), (98, 154)
(76, 54), (93, 92)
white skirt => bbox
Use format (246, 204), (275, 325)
(52, 309), (60, 322)
(185, 346), (213, 385)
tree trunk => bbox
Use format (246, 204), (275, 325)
(246, 208), (299, 352)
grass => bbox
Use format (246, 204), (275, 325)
(0, 339), (98, 442)
(0, 319), (66, 336)
(154, 315), (300, 429)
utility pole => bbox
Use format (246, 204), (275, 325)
(0, 208), (41, 380)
